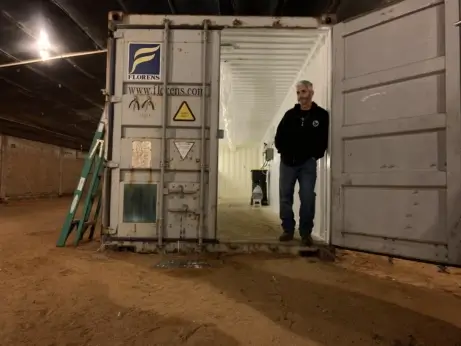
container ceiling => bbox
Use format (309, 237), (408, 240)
(220, 28), (327, 148)
(0, 0), (391, 150)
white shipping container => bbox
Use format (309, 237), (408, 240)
(102, 0), (461, 265)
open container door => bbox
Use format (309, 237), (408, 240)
(330, 0), (461, 265)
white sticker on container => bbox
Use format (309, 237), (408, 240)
(131, 140), (152, 168)
(174, 141), (194, 160)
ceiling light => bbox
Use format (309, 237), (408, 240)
(39, 50), (50, 60)
(37, 30), (51, 60)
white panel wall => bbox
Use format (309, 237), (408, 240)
(262, 32), (331, 241)
(218, 143), (263, 200)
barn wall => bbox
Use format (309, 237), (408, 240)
(0, 134), (84, 200)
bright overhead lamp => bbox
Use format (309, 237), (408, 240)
(37, 30), (51, 60)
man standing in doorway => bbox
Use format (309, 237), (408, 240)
(274, 80), (329, 246)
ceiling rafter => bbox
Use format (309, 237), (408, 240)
(0, 10), (100, 83)
(0, 48), (103, 111)
(47, 0), (106, 49)
(167, 0), (177, 14)
(116, 0), (129, 12)
(273, 0), (289, 16)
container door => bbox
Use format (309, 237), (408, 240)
(330, 0), (461, 265)
(109, 24), (221, 243)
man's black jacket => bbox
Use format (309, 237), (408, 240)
(274, 102), (329, 166)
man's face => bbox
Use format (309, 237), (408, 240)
(296, 84), (314, 105)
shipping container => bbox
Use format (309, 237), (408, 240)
(101, 0), (461, 265)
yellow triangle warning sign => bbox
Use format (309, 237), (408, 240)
(173, 101), (196, 122)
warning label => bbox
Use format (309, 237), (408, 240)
(173, 101), (196, 121)
(174, 141), (194, 160)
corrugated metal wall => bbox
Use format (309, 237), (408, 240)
(218, 143), (263, 200)
(261, 32), (331, 241)
(0, 134), (84, 200)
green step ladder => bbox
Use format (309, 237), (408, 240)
(56, 118), (106, 247)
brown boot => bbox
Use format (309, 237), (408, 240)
(279, 232), (294, 242)
(301, 235), (313, 247)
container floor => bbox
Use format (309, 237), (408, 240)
(1, 197), (461, 345)
(217, 199), (283, 242)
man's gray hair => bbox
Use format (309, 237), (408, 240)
(296, 80), (313, 88)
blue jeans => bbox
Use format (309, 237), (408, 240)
(279, 158), (317, 237)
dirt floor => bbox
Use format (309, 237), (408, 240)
(1, 198), (461, 346)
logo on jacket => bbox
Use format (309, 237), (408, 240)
(128, 43), (161, 81)
(312, 120), (319, 127)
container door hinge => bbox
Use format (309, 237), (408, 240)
(113, 31), (124, 39)
(102, 227), (116, 235)
(217, 129), (225, 139)
(109, 96), (122, 103)
(105, 161), (119, 168)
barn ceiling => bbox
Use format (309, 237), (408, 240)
(0, 0), (393, 150)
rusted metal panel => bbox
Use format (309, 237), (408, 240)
(110, 14), (332, 30)
(102, 237), (322, 256)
